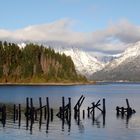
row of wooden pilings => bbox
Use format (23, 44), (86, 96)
(0, 95), (136, 130)
(25, 97), (54, 131)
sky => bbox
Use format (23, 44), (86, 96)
(0, 0), (140, 55)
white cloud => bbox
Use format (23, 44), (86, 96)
(0, 19), (140, 55)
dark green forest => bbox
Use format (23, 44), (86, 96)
(0, 41), (87, 83)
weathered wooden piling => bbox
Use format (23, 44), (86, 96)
(18, 104), (21, 127)
(74, 95), (85, 120)
(30, 98), (34, 123)
(46, 97), (50, 119)
(2, 105), (6, 127)
(68, 98), (71, 130)
(116, 98), (136, 119)
(26, 97), (29, 129)
(13, 104), (16, 123)
(62, 96), (65, 120)
(92, 102), (95, 121)
(51, 108), (53, 122)
(126, 99), (130, 108)
(68, 97), (71, 120)
(116, 106), (120, 116)
(39, 97), (42, 119)
(126, 99), (133, 116)
(87, 107), (90, 118)
(83, 110), (85, 119)
(102, 98), (106, 115)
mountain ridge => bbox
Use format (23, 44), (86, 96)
(92, 41), (140, 81)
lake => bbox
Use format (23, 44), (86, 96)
(0, 83), (140, 140)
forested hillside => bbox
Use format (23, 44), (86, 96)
(0, 41), (87, 83)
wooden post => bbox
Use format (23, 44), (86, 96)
(62, 97), (65, 120)
(51, 108), (53, 122)
(26, 97), (29, 129)
(126, 99), (130, 108)
(68, 98), (71, 131)
(30, 98), (34, 123)
(74, 95), (84, 119)
(61, 98), (65, 130)
(92, 102), (95, 121)
(46, 97), (50, 119)
(13, 104), (16, 123)
(83, 110), (85, 119)
(116, 106), (119, 116)
(127, 107), (132, 116)
(79, 97), (85, 107)
(2, 105), (6, 127)
(74, 106), (77, 119)
(87, 107), (90, 118)
(68, 97), (71, 121)
(77, 100), (80, 120)
(39, 97), (42, 118)
(18, 104), (21, 127)
(102, 98), (106, 115)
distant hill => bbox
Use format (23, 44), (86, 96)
(92, 42), (140, 81)
(0, 41), (87, 83)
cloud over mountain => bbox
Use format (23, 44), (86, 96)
(0, 19), (140, 55)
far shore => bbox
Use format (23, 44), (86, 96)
(0, 81), (96, 86)
(1, 81), (140, 86)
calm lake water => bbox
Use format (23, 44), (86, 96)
(0, 83), (140, 140)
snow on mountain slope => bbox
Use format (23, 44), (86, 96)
(92, 41), (140, 81)
(55, 47), (105, 77)
(106, 41), (140, 70)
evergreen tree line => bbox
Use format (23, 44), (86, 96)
(0, 41), (87, 83)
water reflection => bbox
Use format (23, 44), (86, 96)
(91, 113), (106, 128)
(75, 117), (84, 133)
(116, 113), (132, 128)
(0, 103), (107, 134)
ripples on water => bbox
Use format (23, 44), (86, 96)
(0, 84), (140, 140)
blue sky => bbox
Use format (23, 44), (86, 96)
(0, 0), (140, 31)
(0, 0), (140, 55)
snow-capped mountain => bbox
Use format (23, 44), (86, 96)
(14, 40), (140, 81)
(92, 41), (140, 81)
(55, 47), (105, 77)
(106, 42), (140, 70)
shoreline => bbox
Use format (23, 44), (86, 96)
(0, 82), (96, 86)
(0, 81), (140, 86)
